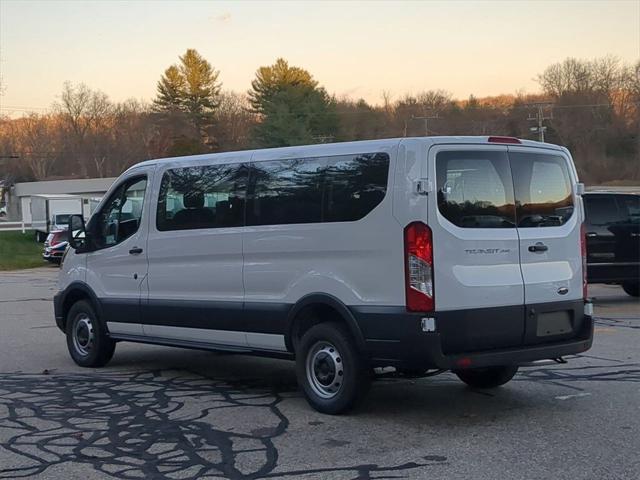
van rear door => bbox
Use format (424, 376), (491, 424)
(429, 145), (525, 353)
(508, 147), (584, 343)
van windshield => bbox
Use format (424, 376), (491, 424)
(436, 150), (574, 228)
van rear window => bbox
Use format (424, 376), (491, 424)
(510, 152), (574, 227)
(436, 150), (574, 229)
(436, 151), (516, 228)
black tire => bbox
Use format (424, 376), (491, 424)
(622, 281), (640, 297)
(296, 322), (370, 414)
(454, 365), (519, 389)
(65, 300), (115, 368)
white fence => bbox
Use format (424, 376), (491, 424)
(0, 222), (33, 233)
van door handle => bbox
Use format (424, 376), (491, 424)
(528, 243), (548, 253)
(129, 247), (143, 255)
(586, 232), (598, 238)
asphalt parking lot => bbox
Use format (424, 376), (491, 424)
(1, 267), (639, 479)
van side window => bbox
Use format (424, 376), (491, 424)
(436, 151), (516, 228)
(246, 158), (325, 225)
(324, 153), (389, 222)
(510, 153), (574, 227)
(246, 153), (389, 226)
(91, 176), (147, 249)
(156, 164), (247, 231)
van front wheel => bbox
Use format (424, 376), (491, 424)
(66, 300), (115, 368)
(453, 365), (518, 389)
(296, 322), (370, 414)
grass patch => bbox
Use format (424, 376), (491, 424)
(0, 230), (46, 270)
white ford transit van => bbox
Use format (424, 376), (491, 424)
(55, 136), (593, 414)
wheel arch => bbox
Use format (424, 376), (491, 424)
(285, 293), (366, 353)
(59, 282), (102, 330)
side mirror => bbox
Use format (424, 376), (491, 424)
(68, 214), (89, 252)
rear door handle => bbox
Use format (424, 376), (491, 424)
(586, 232), (598, 238)
(129, 247), (143, 255)
(528, 243), (548, 253)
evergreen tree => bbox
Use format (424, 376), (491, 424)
(248, 58), (337, 147)
(153, 49), (221, 147)
(248, 58), (317, 113)
(153, 65), (185, 113)
(179, 49), (221, 132)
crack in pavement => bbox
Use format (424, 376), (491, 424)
(0, 370), (446, 480)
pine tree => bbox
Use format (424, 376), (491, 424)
(153, 65), (185, 113)
(248, 58), (317, 113)
(248, 58), (337, 147)
(153, 49), (221, 147)
(179, 49), (221, 132)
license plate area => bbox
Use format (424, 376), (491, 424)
(536, 311), (572, 337)
(523, 300), (583, 345)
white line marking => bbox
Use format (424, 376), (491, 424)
(555, 392), (591, 401)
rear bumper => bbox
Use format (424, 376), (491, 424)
(351, 300), (593, 370)
(399, 316), (592, 370)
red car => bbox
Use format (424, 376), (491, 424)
(43, 230), (68, 264)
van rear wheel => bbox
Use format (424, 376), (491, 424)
(454, 365), (518, 389)
(296, 322), (370, 414)
(65, 300), (115, 368)
(622, 281), (639, 297)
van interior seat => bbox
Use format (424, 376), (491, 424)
(173, 191), (215, 228)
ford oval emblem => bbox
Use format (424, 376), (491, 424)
(557, 287), (569, 295)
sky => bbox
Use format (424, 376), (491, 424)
(0, 0), (638, 115)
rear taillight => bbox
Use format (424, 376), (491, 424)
(404, 222), (434, 312)
(581, 223), (588, 300)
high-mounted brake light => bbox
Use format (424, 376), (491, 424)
(487, 136), (521, 144)
(404, 222), (434, 312)
(581, 223), (588, 300)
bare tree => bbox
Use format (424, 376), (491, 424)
(211, 92), (257, 151)
(5, 114), (61, 180)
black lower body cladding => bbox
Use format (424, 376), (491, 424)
(53, 292), (64, 331)
(55, 285), (593, 371)
(351, 299), (593, 370)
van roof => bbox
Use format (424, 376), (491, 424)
(125, 136), (566, 173)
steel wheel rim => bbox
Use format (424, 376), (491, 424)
(306, 341), (344, 399)
(72, 314), (95, 356)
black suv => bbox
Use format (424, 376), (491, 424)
(583, 192), (640, 297)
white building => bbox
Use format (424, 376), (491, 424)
(7, 177), (116, 222)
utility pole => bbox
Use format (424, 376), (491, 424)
(527, 103), (553, 142)
(411, 114), (439, 136)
